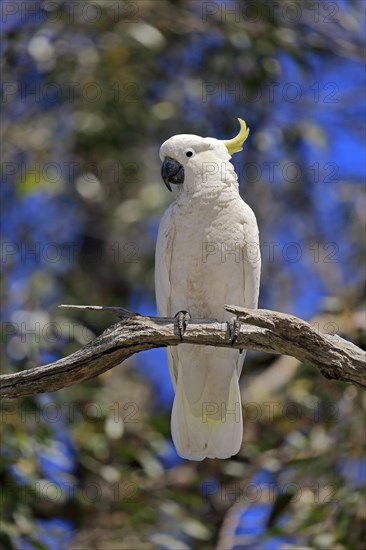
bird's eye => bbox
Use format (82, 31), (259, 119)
(185, 151), (193, 158)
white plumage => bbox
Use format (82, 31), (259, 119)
(155, 121), (260, 460)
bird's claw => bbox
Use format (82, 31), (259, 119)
(175, 310), (190, 340)
(228, 316), (242, 350)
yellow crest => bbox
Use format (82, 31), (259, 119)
(223, 118), (250, 154)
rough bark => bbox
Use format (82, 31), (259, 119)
(1, 305), (365, 399)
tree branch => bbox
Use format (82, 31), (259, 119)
(1, 306), (365, 399)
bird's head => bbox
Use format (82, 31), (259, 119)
(159, 118), (249, 191)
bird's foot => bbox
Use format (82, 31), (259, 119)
(228, 316), (242, 351)
(174, 310), (191, 340)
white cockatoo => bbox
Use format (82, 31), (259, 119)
(155, 118), (260, 460)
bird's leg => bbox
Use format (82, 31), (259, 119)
(228, 316), (243, 352)
(174, 310), (191, 340)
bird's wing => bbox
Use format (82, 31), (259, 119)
(155, 203), (174, 317)
(234, 202), (261, 375)
(154, 204), (179, 388)
(242, 205), (261, 311)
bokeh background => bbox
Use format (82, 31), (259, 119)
(1, 0), (365, 548)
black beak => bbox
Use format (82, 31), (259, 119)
(161, 157), (185, 192)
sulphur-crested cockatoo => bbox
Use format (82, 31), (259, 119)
(155, 118), (260, 460)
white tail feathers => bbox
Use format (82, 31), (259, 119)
(170, 346), (243, 461)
